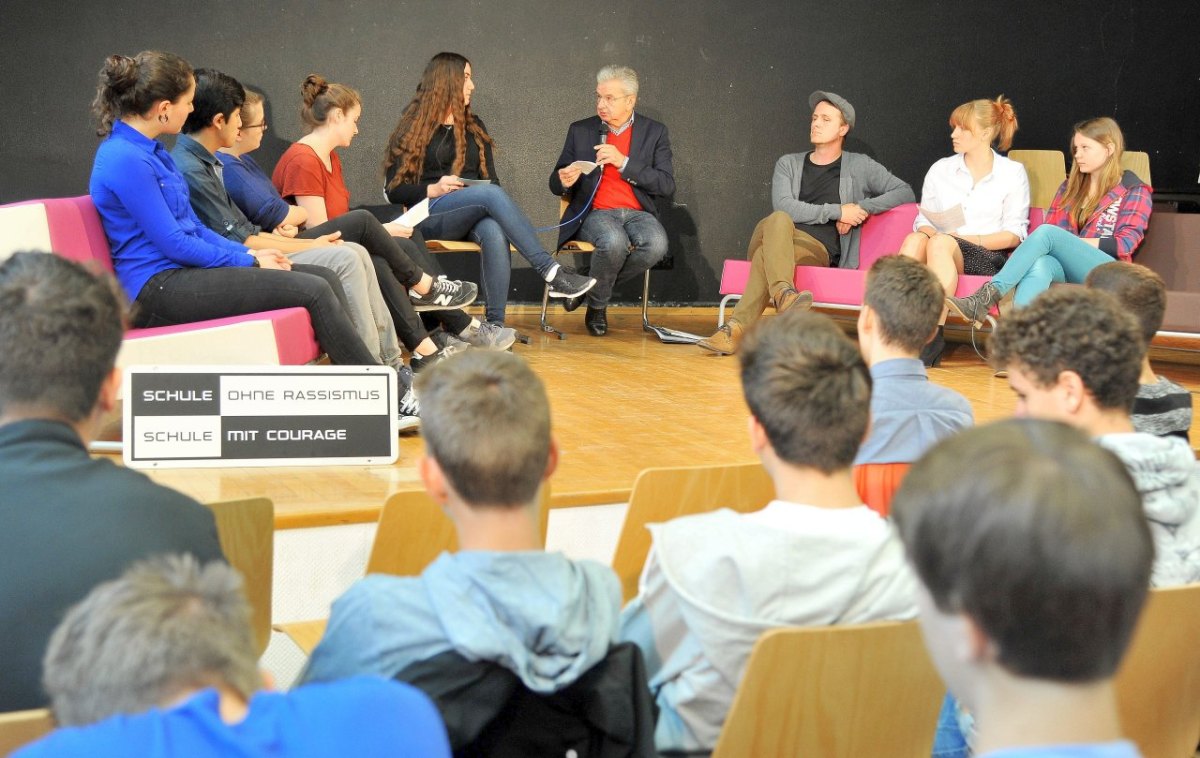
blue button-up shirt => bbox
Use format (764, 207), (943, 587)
(89, 121), (253, 301)
(855, 358), (974, 465)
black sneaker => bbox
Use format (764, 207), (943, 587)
(410, 342), (467, 374)
(410, 278), (478, 312)
(430, 329), (473, 354)
(395, 366), (420, 433)
(547, 266), (596, 299)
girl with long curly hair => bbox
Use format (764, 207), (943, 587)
(382, 52), (595, 325)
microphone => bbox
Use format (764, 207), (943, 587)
(599, 122), (610, 144)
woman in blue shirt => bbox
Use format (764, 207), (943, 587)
(87, 51), (382, 370)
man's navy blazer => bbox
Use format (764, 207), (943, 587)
(548, 114), (675, 249)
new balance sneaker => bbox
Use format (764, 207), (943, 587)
(546, 266), (597, 299)
(410, 278), (478, 312)
(460, 321), (517, 351)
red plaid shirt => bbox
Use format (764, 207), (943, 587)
(1044, 170), (1152, 262)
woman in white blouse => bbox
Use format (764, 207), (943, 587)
(899, 96), (1030, 365)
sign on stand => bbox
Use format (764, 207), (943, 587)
(123, 366), (398, 469)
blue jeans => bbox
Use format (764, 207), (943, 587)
(419, 183), (556, 324)
(931, 692), (969, 758)
(991, 224), (1114, 306)
(578, 208), (668, 308)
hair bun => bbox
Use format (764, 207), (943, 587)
(102, 54), (139, 92)
(301, 74), (328, 106)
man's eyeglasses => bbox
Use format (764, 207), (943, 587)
(594, 94), (631, 106)
(241, 122), (268, 132)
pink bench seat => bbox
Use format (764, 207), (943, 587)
(0, 197), (320, 367)
(718, 204), (1044, 322)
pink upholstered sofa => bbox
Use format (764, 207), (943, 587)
(0, 196), (320, 367)
(717, 203), (1045, 324)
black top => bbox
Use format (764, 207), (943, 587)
(798, 154), (842, 265)
(0, 419), (225, 711)
(384, 119), (498, 208)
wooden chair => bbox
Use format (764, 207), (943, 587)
(853, 462), (911, 518)
(611, 462), (773, 603)
(1120, 151), (1152, 186)
(0, 708), (54, 755)
(538, 198), (663, 340)
(1009, 149), (1067, 209)
(1114, 583), (1200, 758)
(275, 487), (550, 655)
(205, 497), (274, 657)
(711, 621), (943, 757)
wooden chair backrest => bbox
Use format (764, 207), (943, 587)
(852, 462), (912, 517)
(712, 621), (943, 757)
(612, 462), (773, 602)
(205, 497), (274, 657)
(0, 708), (54, 756)
(1120, 151), (1152, 186)
(1009, 149), (1067, 209)
(557, 197), (595, 252)
(366, 487), (551, 577)
(1115, 583), (1200, 758)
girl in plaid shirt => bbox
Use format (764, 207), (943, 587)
(946, 117), (1151, 326)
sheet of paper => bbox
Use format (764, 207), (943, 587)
(918, 204), (966, 233)
(570, 160), (600, 175)
(391, 198), (429, 227)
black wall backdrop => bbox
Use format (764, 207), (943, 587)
(1, 0), (1196, 304)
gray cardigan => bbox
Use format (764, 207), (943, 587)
(772, 151), (914, 269)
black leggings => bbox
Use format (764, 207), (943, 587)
(133, 263), (377, 365)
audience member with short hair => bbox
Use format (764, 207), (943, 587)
(0, 252), (225, 713)
(989, 288), (1200, 586)
(698, 90), (913, 354)
(855, 255), (973, 465)
(893, 419), (1154, 758)
(302, 352), (623, 738)
(621, 310), (917, 752)
(14, 555), (450, 757)
(1086, 261), (1192, 442)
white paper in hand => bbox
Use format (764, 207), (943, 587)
(570, 160), (600, 174)
(392, 198), (430, 227)
(918, 204), (967, 233)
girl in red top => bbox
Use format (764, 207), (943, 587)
(274, 76), (513, 363)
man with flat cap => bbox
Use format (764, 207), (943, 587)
(699, 90), (913, 355)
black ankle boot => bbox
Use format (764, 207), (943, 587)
(920, 326), (946, 368)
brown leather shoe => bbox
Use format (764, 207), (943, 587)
(774, 286), (814, 313)
(697, 319), (744, 355)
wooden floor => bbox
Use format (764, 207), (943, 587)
(119, 306), (1200, 529)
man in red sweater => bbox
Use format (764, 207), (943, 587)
(549, 66), (676, 336)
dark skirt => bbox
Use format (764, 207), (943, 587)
(956, 237), (1011, 276)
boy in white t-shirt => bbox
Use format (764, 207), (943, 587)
(620, 310), (917, 753)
